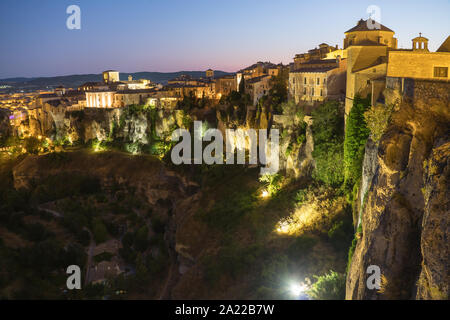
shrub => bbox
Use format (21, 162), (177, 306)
(259, 173), (284, 196)
(307, 270), (346, 300)
(94, 252), (114, 263)
(364, 104), (395, 142)
(24, 137), (41, 154)
(346, 237), (358, 272)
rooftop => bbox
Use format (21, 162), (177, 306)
(437, 36), (450, 52)
(293, 66), (337, 73)
(345, 19), (394, 33)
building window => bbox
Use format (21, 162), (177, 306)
(317, 78), (320, 85)
(323, 78), (326, 84)
(311, 88), (315, 96)
(320, 89), (323, 97)
(303, 88), (307, 95)
(434, 67), (448, 78)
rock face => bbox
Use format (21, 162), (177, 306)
(346, 81), (450, 300)
(24, 104), (188, 146)
(357, 139), (379, 228)
(416, 140), (449, 300)
(12, 151), (192, 206)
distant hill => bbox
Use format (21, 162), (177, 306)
(0, 71), (233, 90)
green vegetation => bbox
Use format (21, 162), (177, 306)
(259, 173), (284, 196)
(266, 70), (289, 114)
(94, 252), (114, 263)
(311, 101), (345, 187)
(344, 95), (371, 188)
(176, 91), (212, 112)
(364, 103), (395, 142)
(219, 90), (251, 123)
(307, 270), (346, 300)
(31, 172), (101, 204)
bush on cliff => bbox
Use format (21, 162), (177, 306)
(364, 103), (395, 143)
(307, 270), (346, 300)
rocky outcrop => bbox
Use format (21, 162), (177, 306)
(416, 140), (449, 300)
(357, 139), (379, 228)
(346, 81), (450, 300)
(12, 151), (193, 206)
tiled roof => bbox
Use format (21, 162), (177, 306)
(293, 66), (337, 73)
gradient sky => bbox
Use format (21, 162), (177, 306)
(0, 0), (449, 79)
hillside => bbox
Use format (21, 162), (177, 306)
(0, 71), (233, 90)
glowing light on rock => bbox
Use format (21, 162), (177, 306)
(276, 220), (290, 234)
(261, 190), (269, 198)
(289, 282), (308, 297)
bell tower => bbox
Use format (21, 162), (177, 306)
(412, 33), (429, 52)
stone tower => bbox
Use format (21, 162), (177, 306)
(412, 34), (429, 52)
(206, 69), (214, 79)
(103, 70), (120, 84)
(344, 19), (397, 120)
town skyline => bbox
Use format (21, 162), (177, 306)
(1, 0), (449, 79)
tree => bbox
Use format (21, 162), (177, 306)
(267, 70), (289, 114)
(24, 137), (41, 154)
(238, 76), (246, 94)
(344, 95), (371, 187)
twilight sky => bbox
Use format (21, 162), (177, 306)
(0, 0), (449, 79)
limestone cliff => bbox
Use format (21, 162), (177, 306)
(346, 81), (449, 300)
(12, 151), (193, 206)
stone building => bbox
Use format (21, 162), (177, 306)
(83, 70), (158, 108)
(289, 57), (347, 104)
(215, 74), (237, 99)
(293, 43), (341, 69)
(237, 62), (283, 91)
(245, 75), (272, 106)
(382, 35), (450, 105)
(206, 69), (214, 78)
(85, 89), (157, 108)
(102, 70), (120, 84)
(344, 19), (398, 118)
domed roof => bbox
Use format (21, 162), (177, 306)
(345, 19), (394, 33)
